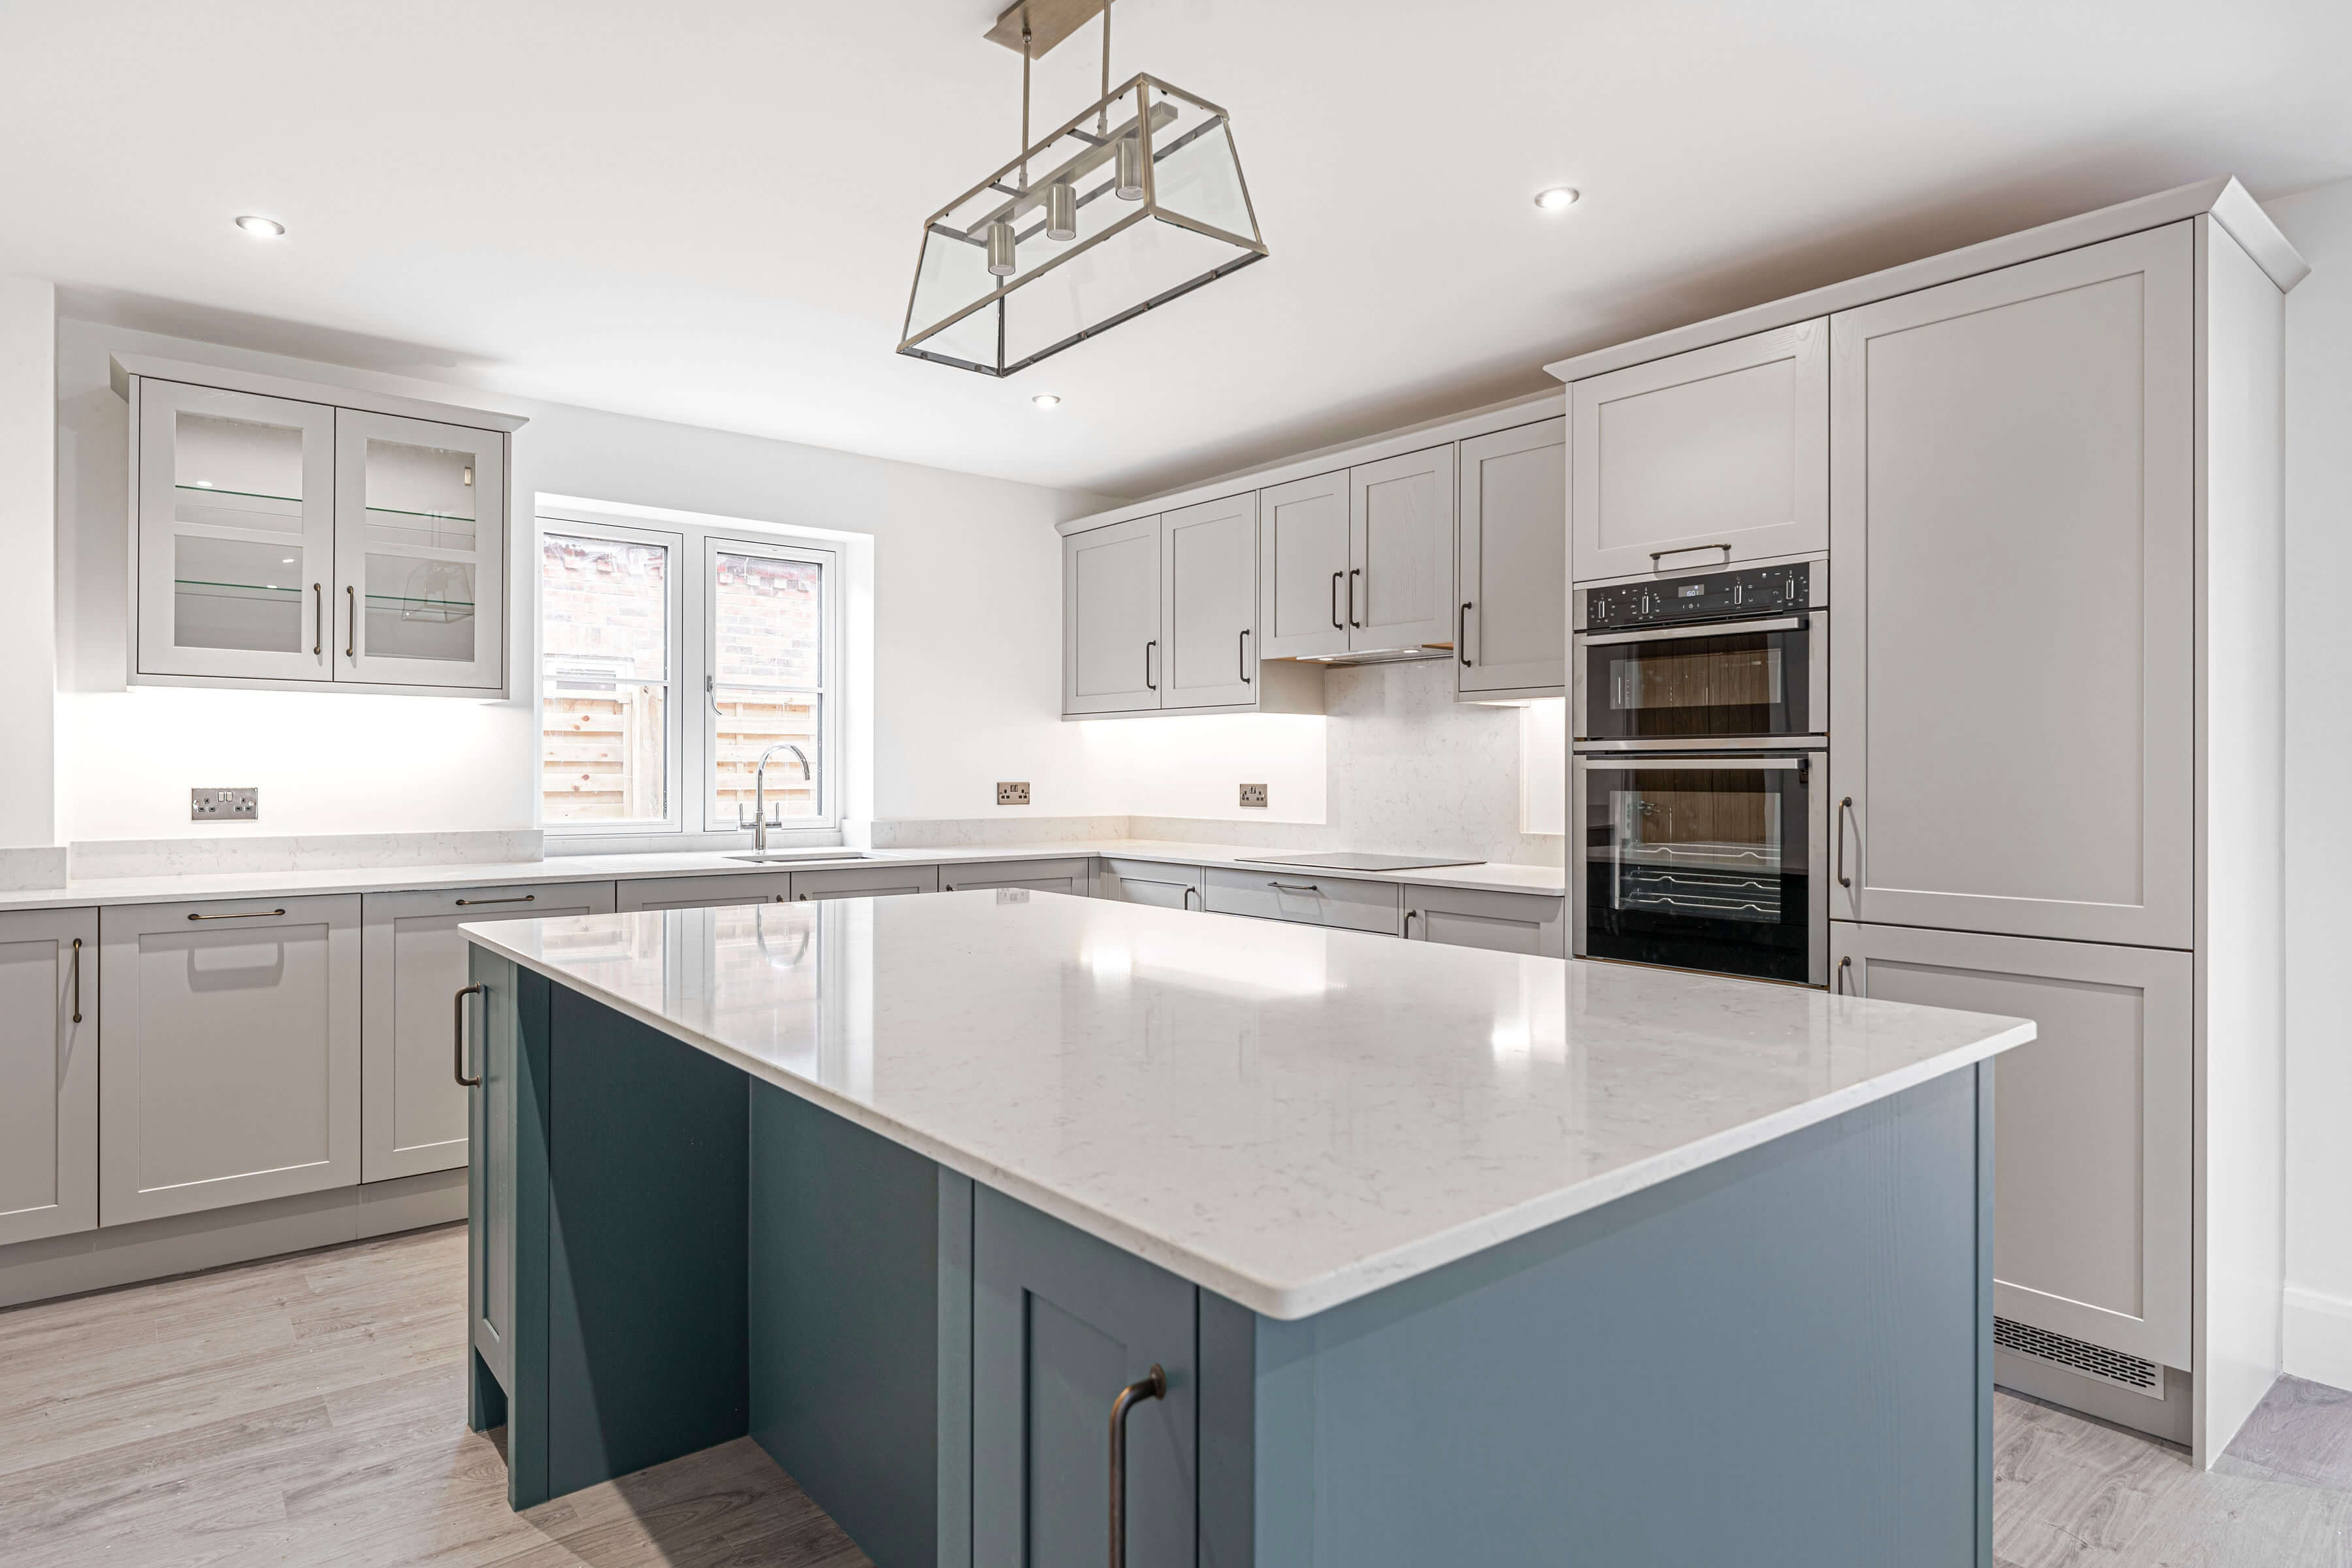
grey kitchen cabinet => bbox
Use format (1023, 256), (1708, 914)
(1456, 417), (1567, 698)
(1063, 515), (1163, 715)
(1827, 225), (2194, 949)
(333, 408), (508, 691)
(1096, 857), (1204, 910)
(466, 944), (521, 1395)
(1569, 319), (1828, 583)
(1160, 491), (1259, 710)
(1832, 921), (2191, 1371)
(1402, 885), (1566, 958)
(1203, 866), (1402, 935)
(972, 1184), (1198, 1568)
(1258, 468), (1351, 659)
(0, 908), (98, 1247)
(360, 880), (615, 1184)
(615, 872), (795, 912)
(941, 858), (1092, 896)
(99, 894), (361, 1226)
(1350, 445), (1458, 651)
(792, 864), (940, 901)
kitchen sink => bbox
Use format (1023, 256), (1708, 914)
(727, 851), (875, 864)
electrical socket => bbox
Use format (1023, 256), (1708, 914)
(996, 781), (1031, 806)
(1239, 783), (1269, 808)
(192, 787), (259, 821)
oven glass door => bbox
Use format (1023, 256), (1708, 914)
(1578, 618), (1815, 742)
(1575, 753), (1820, 984)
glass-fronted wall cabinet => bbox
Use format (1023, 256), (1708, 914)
(118, 355), (525, 695)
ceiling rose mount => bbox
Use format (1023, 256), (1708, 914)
(898, 0), (1267, 378)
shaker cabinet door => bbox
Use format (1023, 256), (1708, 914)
(0, 908), (99, 1247)
(1458, 417), (1567, 695)
(1348, 445), (1456, 651)
(1832, 921), (2191, 1370)
(99, 895), (361, 1225)
(1569, 319), (1827, 583)
(1159, 492), (1259, 710)
(335, 410), (508, 691)
(1828, 224), (2193, 948)
(1258, 470), (1350, 659)
(135, 379), (338, 683)
(972, 1186), (1198, 1568)
(361, 881), (616, 1183)
(1064, 517), (1164, 714)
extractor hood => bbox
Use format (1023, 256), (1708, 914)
(1290, 644), (1452, 668)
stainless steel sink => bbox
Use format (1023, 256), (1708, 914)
(727, 851), (875, 864)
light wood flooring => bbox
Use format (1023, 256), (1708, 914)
(0, 1223), (2346, 1566)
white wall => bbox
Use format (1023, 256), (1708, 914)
(0, 278), (57, 853)
(53, 318), (1109, 841)
(2272, 176), (2352, 1393)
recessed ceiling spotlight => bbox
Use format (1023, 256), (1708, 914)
(1533, 186), (1581, 212)
(1032, 393), (1062, 410)
(235, 214), (286, 238)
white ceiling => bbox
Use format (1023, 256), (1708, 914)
(5, 1), (2347, 500)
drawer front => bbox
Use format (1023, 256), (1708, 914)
(1203, 868), (1401, 934)
(1100, 858), (1203, 910)
(791, 864), (940, 902)
(939, 858), (1092, 896)
(1403, 885), (1567, 958)
(616, 872), (795, 912)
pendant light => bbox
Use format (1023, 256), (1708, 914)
(899, 0), (1267, 378)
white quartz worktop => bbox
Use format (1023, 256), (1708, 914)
(0, 839), (1565, 913)
(463, 891), (2031, 1320)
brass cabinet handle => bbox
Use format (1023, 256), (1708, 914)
(454, 894), (535, 907)
(1836, 796), (1855, 889)
(1330, 571), (1343, 630)
(454, 982), (485, 1087)
(1459, 602), (1473, 666)
(1108, 1364), (1168, 1568)
(69, 938), (82, 1024)
(312, 583), (323, 656)
(188, 908), (286, 921)
(346, 585), (356, 659)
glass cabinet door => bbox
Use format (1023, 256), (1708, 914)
(135, 381), (336, 681)
(333, 410), (506, 689)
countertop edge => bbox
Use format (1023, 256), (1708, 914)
(462, 920), (2031, 1322)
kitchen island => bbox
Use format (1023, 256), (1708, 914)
(461, 890), (2031, 1567)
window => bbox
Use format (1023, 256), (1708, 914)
(539, 511), (841, 841)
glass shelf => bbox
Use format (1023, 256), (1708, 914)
(175, 579), (304, 596)
(365, 502), (474, 523)
(177, 484), (301, 504)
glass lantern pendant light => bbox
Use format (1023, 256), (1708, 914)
(899, 0), (1268, 377)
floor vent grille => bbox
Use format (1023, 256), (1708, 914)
(1993, 1316), (2163, 1397)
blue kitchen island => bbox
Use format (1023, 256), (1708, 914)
(460, 890), (2031, 1567)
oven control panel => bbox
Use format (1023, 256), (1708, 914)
(1582, 562), (1813, 631)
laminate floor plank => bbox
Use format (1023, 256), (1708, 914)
(4, 1222), (2348, 1566)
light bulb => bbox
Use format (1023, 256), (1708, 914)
(987, 220), (1017, 276)
(1533, 186), (1580, 212)
(194, 480), (213, 487)
(1046, 182), (1077, 242)
(235, 214), (286, 237)
(1115, 139), (1145, 201)
(1032, 393), (1062, 410)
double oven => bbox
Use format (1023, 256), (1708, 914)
(1571, 561), (1829, 987)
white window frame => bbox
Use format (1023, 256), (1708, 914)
(536, 517), (686, 839)
(538, 507), (847, 848)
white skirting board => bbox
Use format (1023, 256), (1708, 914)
(2285, 1288), (2352, 1394)
(0, 1169), (466, 1310)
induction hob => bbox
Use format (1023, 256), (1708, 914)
(1238, 852), (1483, 872)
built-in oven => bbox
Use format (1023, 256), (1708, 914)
(1571, 751), (1828, 986)
(1574, 561), (1827, 747)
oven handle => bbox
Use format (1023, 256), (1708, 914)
(1573, 753), (1810, 772)
(1578, 615), (1806, 648)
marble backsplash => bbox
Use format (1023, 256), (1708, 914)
(68, 829), (546, 881)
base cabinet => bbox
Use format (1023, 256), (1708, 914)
(1831, 920), (2191, 1369)
(99, 894), (361, 1226)
(361, 881), (615, 1183)
(940, 858), (1092, 896)
(793, 864), (939, 902)
(1096, 858), (1203, 910)
(617, 872), (794, 911)
(0, 908), (98, 1247)
(1403, 885), (1567, 958)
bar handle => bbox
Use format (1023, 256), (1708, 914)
(1459, 602), (1473, 666)
(1835, 955), (1853, 994)
(1348, 568), (1362, 627)
(1143, 640), (1156, 691)
(1269, 881), (1321, 895)
(188, 908), (286, 921)
(454, 982), (485, 1088)
(455, 894), (536, 907)
(312, 583), (323, 657)
(69, 937), (82, 1024)
(1109, 1364), (1168, 1568)
(1404, 909), (1419, 938)
(346, 585), (357, 659)
(1836, 796), (1855, 889)
(1238, 627), (1251, 682)
(1330, 571), (1343, 630)
(1181, 886), (1198, 910)
(1650, 543), (1732, 565)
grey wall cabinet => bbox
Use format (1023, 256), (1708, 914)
(1096, 857), (1204, 911)
(361, 881), (615, 1184)
(941, 858), (1092, 896)
(99, 894), (361, 1226)
(1456, 417), (1567, 698)
(1569, 319), (1828, 583)
(792, 864), (941, 901)
(1827, 225), (2194, 949)
(972, 1184), (1198, 1568)
(1403, 885), (1567, 958)
(1160, 492), (1259, 710)
(1833, 921), (2191, 1371)
(0, 907), (98, 1247)
(615, 873), (795, 912)
(1063, 515), (1164, 715)
(1349, 445), (1458, 651)
(1259, 468), (1350, 659)
(333, 408), (508, 691)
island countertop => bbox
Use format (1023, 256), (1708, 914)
(464, 890), (2033, 1319)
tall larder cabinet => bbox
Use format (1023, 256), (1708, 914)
(1550, 177), (2304, 1467)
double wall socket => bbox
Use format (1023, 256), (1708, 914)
(1239, 783), (1269, 808)
(996, 781), (1031, 806)
(192, 787), (259, 821)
